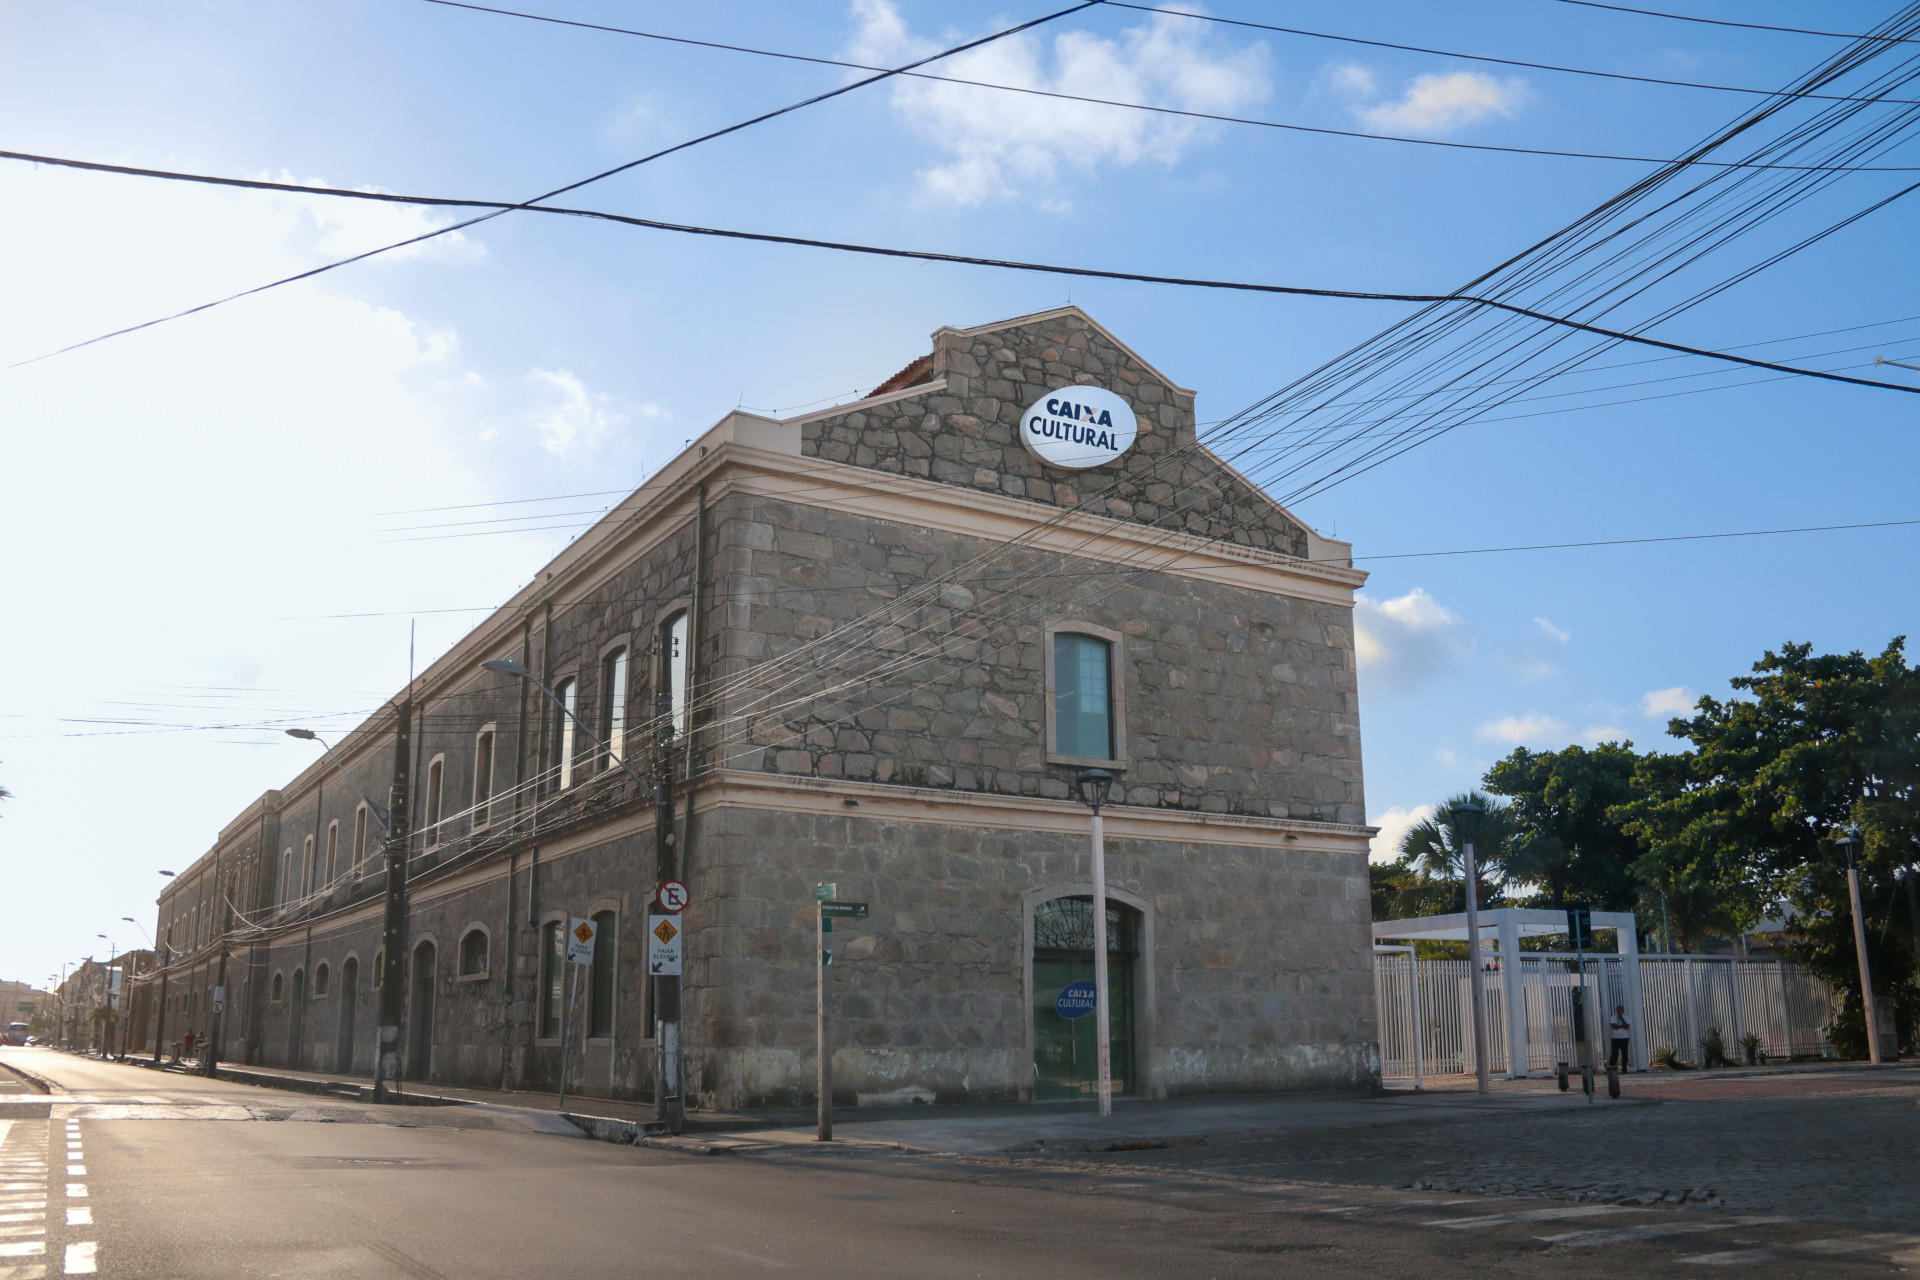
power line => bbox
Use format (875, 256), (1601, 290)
(6, 149), (1918, 394)
(1550, 0), (1914, 41)
(1106, 1), (1920, 103)
(0, 2), (1097, 371)
(1349, 516), (1920, 561)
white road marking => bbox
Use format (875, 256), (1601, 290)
(58, 1214), (85, 1230)
(1681, 1248), (1779, 1265)
(1428, 1204), (1626, 1229)
(1541, 1216), (1791, 1248)
(1798, 1234), (1920, 1255)
(60, 1242), (94, 1275)
(0, 1244), (45, 1258)
(0, 1265), (47, 1280)
(61, 1189), (82, 1201)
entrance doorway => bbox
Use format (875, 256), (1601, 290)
(337, 957), (358, 1075)
(1031, 896), (1138, 1100)
(408, 941), (436, 1082)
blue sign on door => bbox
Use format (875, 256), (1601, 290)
(1055, 980), (1097, 1020)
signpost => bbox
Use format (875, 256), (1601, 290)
(558, 917), (595, 1108)
(815, 887), (869, 1142)
(647, 916), (683, 976)
(1568, 904), (1595, 1103)
(658, 880), (689, 914)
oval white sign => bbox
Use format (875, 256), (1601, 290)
(1019, 385), (1137, 470)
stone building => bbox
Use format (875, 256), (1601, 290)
(148, 307), (1378, 1107)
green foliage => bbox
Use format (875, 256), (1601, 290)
(1484, 742), (1648, 912)
(1653, 1044), (1689, 1070)
(1739, 1030), (1764, 1066)
(1699, 1026), (1729, 1069)
(1392, 791), (1521, 913)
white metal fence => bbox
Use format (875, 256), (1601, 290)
(1373, 950), (1838, 1079)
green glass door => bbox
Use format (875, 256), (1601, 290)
(1032, 955), (1134, 1100)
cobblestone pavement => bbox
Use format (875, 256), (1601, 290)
(1068, 1069), (1920, 1224)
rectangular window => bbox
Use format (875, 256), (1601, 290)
(425, 757), (445, 842)
(589, 910), (617, 1038)
(602, 649), (629, 767)
(1053, 633), (1114, 760)
(540, 920), (565, 1039)
(666, 614), (689, 738)
(553, 679), (578, 789)
(473, 731), (495, 828)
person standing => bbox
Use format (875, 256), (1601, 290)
(1608, 1004), (1632, 1070)
(183, 1028), (196, 1062)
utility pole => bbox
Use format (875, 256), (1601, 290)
(653, 680), (683, 1135)
(373, 701), (413, 1102)
(153, 926), (171, 1065)
(204, 886), (233, 1077)
(1836, 828), (1880, 1064)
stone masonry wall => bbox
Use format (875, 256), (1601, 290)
(688, 805), (1378, 1108)
(800, 309), (1309, 558)
(714, 496), (1364, 826)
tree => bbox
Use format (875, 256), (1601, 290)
(1394, 791), (1521, 914)
(1483, 742), (1648, 912)
(1619, 639), (1920, 1055)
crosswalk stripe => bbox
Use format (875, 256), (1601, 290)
(1681, 1248), (1778, 1265)
(61, 1243), (94, 1276)
(1797, 1234), (1920, 1255)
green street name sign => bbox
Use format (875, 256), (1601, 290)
(820, 901), (869, 919)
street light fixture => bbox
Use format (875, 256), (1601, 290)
(285, 728), (391, 833)
(1835, 826), (1881, 1064)
(1451, 800), (1493, 1095)
(1074, 768), (1116, 1118)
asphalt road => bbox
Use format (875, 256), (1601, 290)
(1, 1048), (1915, 1279)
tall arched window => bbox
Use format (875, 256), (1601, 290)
(588, 910), (617, 1038)
(302, 835), (316, 897)
(539, 920), (565, 1038)
(553, 680), (578, 789)
(472, 728), (496, 829)
(424, 755), (446, 842)
(1052, 632), (1114, 760)
(325, 821), (340, 885)
(460, 927), (489, 976)
(353, 805), (370, 871)
(601, 648), (629, 767)
(664, 613), (689, 738)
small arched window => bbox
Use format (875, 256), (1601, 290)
(460, 928), (489, 976)
(271, 972), (284, 1001)
(314, 963), (331, 996)
(325, 821), (340, 884)
(602, 648), (629, 767)
(424, 755), (446, 843)
(664, 613), (690, 738)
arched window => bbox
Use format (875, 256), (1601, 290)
(314, 963), (331, 997)
(602, 648), (629, 767)
(664, 613), (690, 738)
(1032, 896), (1136, 954)
(302, 835), (316, 896)
(353, 805), (370, 871)
(553, 680), (578, 790)
(588, 910), (617, 1038)
(539, 920), (565, 1038)
(460, 928), (489, 976)
(325, 821), (340, 885)
(424, 755), (446, 843)
(271, 972), (284, 1001)
(373, 948), (385, 988)
(1052, 632), (1114, 760)
(472, 728), (496, 829)
(280, 848), (293, 903)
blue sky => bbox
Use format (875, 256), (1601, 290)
(2, 0), (1916, 983)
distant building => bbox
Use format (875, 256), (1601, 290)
(0, 980), (54, 1040)
(149, 308), (1378, 1106)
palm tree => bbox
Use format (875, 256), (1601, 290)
(1397, 791), (1522, 913)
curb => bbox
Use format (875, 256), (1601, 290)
(0, 1057), (62, 1095)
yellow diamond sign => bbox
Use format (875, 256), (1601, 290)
(573, 922), (595, 945)
(653, 918), (679, 945)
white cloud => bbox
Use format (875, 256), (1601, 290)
(1433, 746), (1462, 768)
(1358, 70), (1527, 136)
(1579, 724), (1629, 745)
(1324, 61), (1377, 98)
(849, 0), (1271, 206)
(525, 369), (663, 459)
(1369, 803), (1433, 863)
(1354, 588), (1473, 696)
(1498, 615), (1572, 682)
(1534, 617), (1571, 644)
(1478, 712), (1568, 745)
(1642, 686), (1694, 718)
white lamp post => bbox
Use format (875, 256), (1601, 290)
(1075, 769), (1115, 1118)
(1452, 801), (1492, 1095)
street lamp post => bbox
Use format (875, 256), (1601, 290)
(1836, 827), (1881, 1065)
(1452, 802), (1492, 1095)
(153, 871), (175, 1065)
(119, 917), (151, 1061)
(285, 729), (393, 835)
(95, 935), (118, 1059)
(1075, 769), (1115, 1119)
